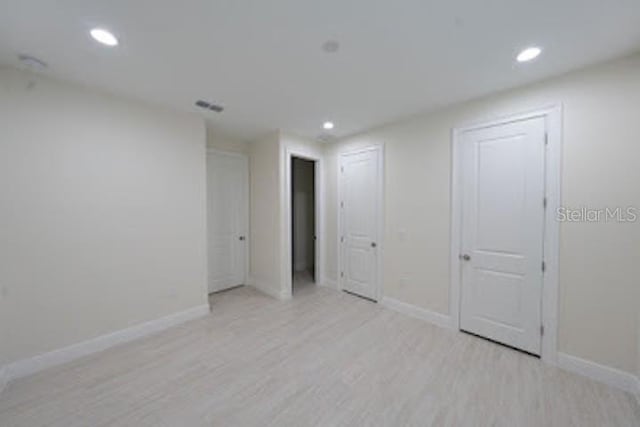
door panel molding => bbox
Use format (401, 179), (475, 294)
(338, 144), (384, 302)
(451, 105), (562, 364)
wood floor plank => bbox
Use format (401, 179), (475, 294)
(1, 285), (638, 426)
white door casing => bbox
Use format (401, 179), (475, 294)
(207, 150), (248, 293)
(283, 146), (324, 299)
(339, 146), (383, 301)
(458, 117), (546, 355)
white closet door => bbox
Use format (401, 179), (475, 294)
(340, 146), (382, 301)
(207, 151), (248, 293)
(459, 117), (546, 354)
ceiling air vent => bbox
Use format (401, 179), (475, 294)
(18, 54), (48, 71)
(195, 100), (224, 113)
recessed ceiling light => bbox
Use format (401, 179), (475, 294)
(517, 46), (541, 63)
(323, 121), (334, 130)
(90, 28), (119, 47)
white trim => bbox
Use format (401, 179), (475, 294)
(1, 304), (210, 385)
(206, 149), (250, 288)
(247, 276), (290, 300)
(283, 146), (325, 299)
(450, 104), (562, 364)
(557, 353), (639, 395)
(337, 144), (385, 301)
(380, 297), (453, 330)
(378, 294), (640, 396)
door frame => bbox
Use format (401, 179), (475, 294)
(338, 144), (385, 302)
(284, 148), (324, 298)
(206, 149), (250, 291)
(450, 105), (562, 364)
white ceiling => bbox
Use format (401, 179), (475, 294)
(1, 0), (639, 141)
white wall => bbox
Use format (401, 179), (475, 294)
(248, 132), (283, 298)
(0, 67), (208, 367)
(247, 132), (325, 298)
(325, 53), (640, 375)
(206, 125), (250, 154)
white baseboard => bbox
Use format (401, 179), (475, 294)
(4, 294), (636, 401)
(247, 276), (290, 300)
(557, 352), (639, 395)
(1, 304), (210, 388)
(380, 296), (453, 330)
(379, 297), (639, 395)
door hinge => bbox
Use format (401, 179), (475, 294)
(542, 261), (546, 273)
(543, 197), (547, 209)
(340, 236), (345, 243)
(540, 324), (545, 336)
(340, 271), (344, 278)
(544, 132), (549, 145)
(341, 166), (344, 173)
(340, 201), (344, 208)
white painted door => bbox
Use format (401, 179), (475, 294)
(207, 151), (248, 293)
(340, 147), (382, 301)
(459, 117), (546, 355)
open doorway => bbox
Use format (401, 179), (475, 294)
(291, 157), (316, 294)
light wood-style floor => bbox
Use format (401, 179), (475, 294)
(1, 285), (639, 426)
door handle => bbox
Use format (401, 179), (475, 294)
(371, 242), (377, 248)
(459, 254), (471, 261)
(239, 236), (246, 241)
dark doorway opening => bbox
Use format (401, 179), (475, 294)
(291, 157), (316, 294)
